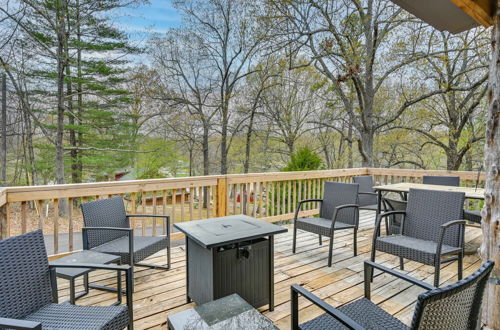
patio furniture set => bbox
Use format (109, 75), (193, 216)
(0, 175), (494, 329)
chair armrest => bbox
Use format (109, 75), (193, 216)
(335, 204), (359, 210)
(373, 211), (406, 237)
(363, 261), (435, 299)
(82, 227), (133, 232)
(291, 284), (364, 330)
(358, 192), (377, 196)
(294, 199), (323, 220)
(126, 214), (169, 218)
(0, 318), (41, 330)
(436, 220), (467, 256)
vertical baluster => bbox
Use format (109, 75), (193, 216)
(172, 189), (177, 224)
(265, 182), (269, 217)
(21, 201), (27, 234)
(275, 182), (280, 215)
(287, 180), (291, 214)
(152, 191), (157, 236)
(270, 182), (275, 216)
(162, 190), (167, 235)
(245, 183), (250, 215)
(53, 199), (59, 255)
(189, 188), (195, 221)
(68, 198), (73, 251)
(207, 186), (212, 218)
(293, 180), (297, 213)
(141, 191), (146, 236)
(198, 186), (203, 220)
(180, 188), (186, 222)
(253, 182), (258, 217)
(37, 200), (44, 230)
(130, 193), (137, 229)
(232, 184), (236, 215)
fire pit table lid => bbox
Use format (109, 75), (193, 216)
(174, 215), (287, 248)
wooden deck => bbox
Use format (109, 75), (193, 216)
(55, 211), (483, 329)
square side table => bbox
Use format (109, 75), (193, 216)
(53, 250), (122, 304)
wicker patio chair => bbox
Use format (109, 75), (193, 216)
(0, 230), (133, 330)
(422, 175), (460, 186)
(352, 176), (379, 212)
(371, 189), (466, 287)
(81, 196), (171, 289)
(293, 181), (359, 267)
(291, 260), (494, 330)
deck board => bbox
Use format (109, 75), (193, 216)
(57, 211), (482, 329)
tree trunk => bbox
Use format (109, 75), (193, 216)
(1, 73), (6, 186)
(480, 13), (500, 328)
(55, 0), (66, 186)
(220, 101), (228, 174)
(359, 130), (374, 167)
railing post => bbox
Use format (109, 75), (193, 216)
(0, 203), (8, 240)
(216, 177), (228, 217)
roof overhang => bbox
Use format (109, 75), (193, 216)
(390, 0), (494, 34)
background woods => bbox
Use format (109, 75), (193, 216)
(0, 0), (490, 185)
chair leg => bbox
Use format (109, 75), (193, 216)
(167, 239), (171, 269)
(292, 225), (297, 254)
(319, 234), (322, 246)
(385, 218), (389, 236)
(370, 249), (376, 282)
(458, 252), (463, 281)
(327, 232), (335, 267)
(353, 229), (357, 256)
(400, 257), (404, 270)
(434, 261), (441, 287)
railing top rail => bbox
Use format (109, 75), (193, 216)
(0, 168), (486, 203)
(366, 168), (486, 181)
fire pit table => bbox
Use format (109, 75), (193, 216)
(174, 215), (287, 311)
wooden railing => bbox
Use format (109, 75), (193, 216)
(0, 168), (485, 256)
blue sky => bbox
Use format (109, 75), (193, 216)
(114, 0), (182, 37)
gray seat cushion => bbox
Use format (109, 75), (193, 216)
(376, 235), (462, 266)
(92, 235), (168, 264)
(300, 298), (409, 330)
(24, 303), (128, 330)
(296, 217), (355, 236)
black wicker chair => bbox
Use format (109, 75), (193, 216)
(371, 189), (465, 287)
(81, 196), (171, 289)
(422, 175), (460, 186)
(352, 176), (378, 212)
(293, 182), (359, 267)
(0, 230), (133, 330)
(291, 260), (494, 330)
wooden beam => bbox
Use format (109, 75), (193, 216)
(449, 0), (494, 27)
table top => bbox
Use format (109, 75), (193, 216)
(174, 215), (287, 249)
(167, 294), (277, 330)
(373, 182), (485, 200)
(53, 250), (121, 278)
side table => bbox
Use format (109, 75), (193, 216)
(52, 250), (122, 305)
(167, 294), (277, 330)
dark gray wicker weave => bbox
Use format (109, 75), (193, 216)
(81, 196), (171, 289)
(372, 189), (466, 287)
(422, 175), (460, 186)
(293, 182), (359, 267)
(291, 260), (494, 330)
(463, 210), (482, 223)
(353, 176), (378, 212)
(0, 230), (133, 330)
